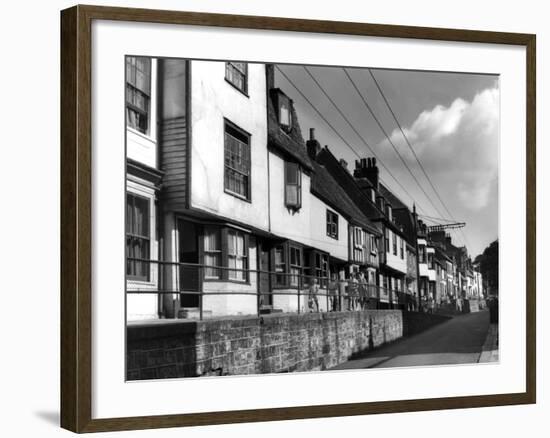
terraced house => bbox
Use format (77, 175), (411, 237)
(125, 58), (483, 322)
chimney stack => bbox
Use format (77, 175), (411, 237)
(354, 156), (379, 189)
(306, 128), (321, 160)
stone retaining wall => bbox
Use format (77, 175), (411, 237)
(127, 310), (449, 380)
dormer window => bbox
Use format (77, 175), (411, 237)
(386, 203), (393, 221)
(369, 188), (376, 203)
(273, 89), (293, 132)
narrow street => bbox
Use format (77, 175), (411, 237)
(332, 310), (492, 370)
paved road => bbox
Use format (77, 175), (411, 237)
(332, 310), (491, 370)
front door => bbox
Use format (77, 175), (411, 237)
(258, 240), (272, 307)
(178, 219), (200, 307)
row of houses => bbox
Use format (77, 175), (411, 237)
(125, 57), (484, 321)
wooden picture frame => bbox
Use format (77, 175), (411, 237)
(60, 4), (536, 433)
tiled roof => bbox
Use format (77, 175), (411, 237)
(316, 147), (382, 221)
(267, 89), (313, 171)
(379, 183), (409, 210)
(310, 161), (380, 234)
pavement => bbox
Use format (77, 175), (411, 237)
(331, 310), (494, 370)
(478, 323), (499, 363)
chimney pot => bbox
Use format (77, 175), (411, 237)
(306, 130), (321, 161)
(353, 156), (379, 189)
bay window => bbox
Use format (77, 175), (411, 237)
(289, 246), (302, 287)
(227, 230), (248, 281)
(126, 193), (150, 281)
(273, 245), (287, 287)
(202, 226), (249, 282)
(326, 210), (339, 239)
(313, 251), (329, 287)
(271, 242), (308, 288)
(203, 227), (222, 279)
(284, 161), (302, 209)
(352, 227), (366, 264)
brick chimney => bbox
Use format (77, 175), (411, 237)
(306, 128), (321, 160)
(354, 157), (379, 189)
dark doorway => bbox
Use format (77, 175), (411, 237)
(178, 219), (200, 307)
(258, 239), (272, 308)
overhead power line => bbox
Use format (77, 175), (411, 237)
(342, 68), (449, 221)
(419, 214), (457, 223)
(275, 66), (426, 213)
(366, 68), (472, 250)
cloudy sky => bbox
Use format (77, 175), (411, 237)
(274, 64), (499, 257)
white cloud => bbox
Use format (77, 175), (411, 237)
(382, 87), (499, 212)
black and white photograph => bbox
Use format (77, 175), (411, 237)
(125, 57), (500, 380)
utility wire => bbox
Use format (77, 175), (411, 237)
(418, 214), (458, 223)
(275, 66), (426, 213)
(342, 67), (449, 221)
(366, 68), (472, 250)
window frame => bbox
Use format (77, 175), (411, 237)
(203, 226), (223, 280)
(225, 61), (248, 95)
(223, 119), (251, 201)
(284, 160), (302, 210)
(288, 245), (303, 288)
(271, 241), (305, 289)
(202, 225), (250, 283)
(126, 192), (151, 282)
(392, 231), (398, 256)
(227, 228), (249, 282)
(277, 91), (293, 132)
(125, 56), (151, 135)
(326, 210), (339, 240)
(370, 234), (378, 255)
(352, 226), (367, 264)
(305, 249), (329, 288)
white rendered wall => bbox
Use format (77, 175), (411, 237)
(190, 61), (269, 231)
(268, 151), (349, 260)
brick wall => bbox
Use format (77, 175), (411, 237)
(127, 310), (446, 380)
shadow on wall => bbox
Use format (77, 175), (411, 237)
(349, 312), (451, 361)
(126, 321), (198, 380)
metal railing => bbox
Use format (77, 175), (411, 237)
(126, 257), (416, 320)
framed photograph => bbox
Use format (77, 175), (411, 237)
(60, 4), (536, 433)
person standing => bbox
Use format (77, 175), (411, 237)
(328, 273), (339, 311)
(308, 278), (320, 312)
